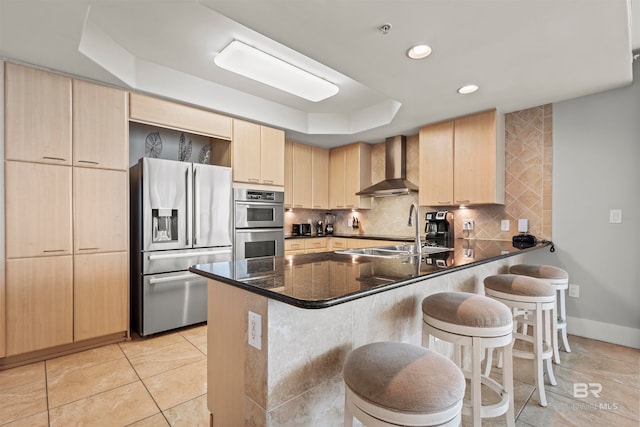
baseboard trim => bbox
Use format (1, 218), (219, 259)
(566, 316), (640, 349)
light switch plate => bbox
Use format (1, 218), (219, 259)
(248, 311), (262, 350)
(518, 219), (529, 233)
(609, 209), (622, 224)
(501, 220), (510, 231)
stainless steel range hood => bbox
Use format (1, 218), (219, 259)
(356, 135), (418, 197)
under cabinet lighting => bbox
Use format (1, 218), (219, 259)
(214, 40), (339, 102)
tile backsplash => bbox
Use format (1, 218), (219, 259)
(285, 105), (552, 241)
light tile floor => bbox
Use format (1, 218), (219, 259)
(0, 329), (638, 426)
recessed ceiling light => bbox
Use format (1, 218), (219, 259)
(214, 40), (339, 102)
(407, 44), (432, 60)
(457, 84), (479, 94)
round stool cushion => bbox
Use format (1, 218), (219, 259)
(343, 342), (465, 414)
(510, 264), (568, 281)
(421, 292), (512, 329)
(484, 274), (555, 297)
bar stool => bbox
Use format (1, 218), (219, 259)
(343, 342), (465, 427)
(483, 274), (557, 407)
(422, 292), (515, 427)
(510, 263), (571, 363)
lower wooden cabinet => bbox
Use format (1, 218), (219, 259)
(74, 252), (128, 341)
(6, 256), (73, 356)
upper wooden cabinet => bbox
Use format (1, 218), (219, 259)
(73, 80), (128, 170)
(232, 119), (284, 186)
(73, 168), (128, 254)
(292, 143), (312, 208)
(311, 146), (329, 210)
(419, 109), (505, 206)
(129, 93), (232, 139)
(329, 142), (371, 209)
(4, 62), (72, 165)
(5, 161), (72, 259)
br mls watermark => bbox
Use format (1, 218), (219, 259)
(558, 382), (620, 411)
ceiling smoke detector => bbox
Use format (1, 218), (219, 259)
(379, 23), (392, 34)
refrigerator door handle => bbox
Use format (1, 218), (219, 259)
(147, 248), (232, 261)
(194, 167), (200, 245)
(149, 272), (199, 285)
(185, 166), (192, 246)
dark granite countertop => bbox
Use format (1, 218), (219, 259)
(285, 234), (413, 241)
(190, 239), (552, 309)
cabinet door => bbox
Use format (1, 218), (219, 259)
(5, 161), (72, 258)
(292, 143), (312, 208)
(73, 80), (128, 170)
(419, 121), (454, 206)
(6, 256), (73, 356)
(328, 146), (346, 208)
(73, 168), (128, 254)
(344, 143), (371, 209)
(74, 252), (128, 341)
(260, 126), (285, 186)
(232, 120), (261, 183)
(5, 62), (72, 165)
(129, 93), (231, 139)
(454, 110), (500, 204)
(284, 141), (293, 208)
(311, 147), (329, 209)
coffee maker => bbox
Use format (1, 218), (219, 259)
(424, 211), (453, 245)
(325, 213), (336, 235)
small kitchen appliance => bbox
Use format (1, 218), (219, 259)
(316, 220), (324, 236)
(292, 223), (311, 236)
(325, 213), (336, 235)
(424, 211), (454, 245)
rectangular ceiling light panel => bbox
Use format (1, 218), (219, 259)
(214, 40), (339, 102)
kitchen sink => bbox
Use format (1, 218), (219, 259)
(335, 244), (453, 258)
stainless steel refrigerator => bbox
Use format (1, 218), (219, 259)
(130, 157), (233, 336)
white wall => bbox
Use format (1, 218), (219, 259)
(526, 59), (640, 348)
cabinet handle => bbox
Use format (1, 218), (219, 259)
(346, 204), (354, 208)
(42, 156), (66, 162)
(455, 200), (470, 204)
(78, 247), (100, 251)
(77, 160), (100, 165)
(438, 201), (452, 204)
(294, 204), (303, 208)
(263, 180), (273, 184)
(43, 249), (65, 253)
(248, 178), (260, 182)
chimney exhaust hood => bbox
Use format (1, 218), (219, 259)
(356, 135), (418, 197)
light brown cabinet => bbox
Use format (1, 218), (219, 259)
(6, 256), (74, 356)
(73, 80), (128, 170)
(329, 142), (371, 209)
(73, 168), (128, 254)
(4, 62), (72, 165)
(5, 161), (73, 259)
(292, 143), (312, 208)
(311, 147), (329, 209)
(419, 109), (505, 206)
(232, 120), (284, 186)
(284, 141), (294, 208)
(129, 92), (232, 139)
(74, 252), (128, 341)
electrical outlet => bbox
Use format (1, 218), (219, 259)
(518, 219), (529, 233)
(568, 284), (580, 298)
(501, 220), (510, 231)
(462, 220), (474, 231)
(248, 311), (262, 349)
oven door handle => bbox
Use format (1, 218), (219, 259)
(149, 273), (200, 285)
(235, 201), (280, 207)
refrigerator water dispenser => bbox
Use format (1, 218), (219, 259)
(152, 209), (178, 242)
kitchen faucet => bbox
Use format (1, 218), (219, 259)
(408, 203), (422, 255)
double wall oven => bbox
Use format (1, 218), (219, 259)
(234, 188), (284, 260)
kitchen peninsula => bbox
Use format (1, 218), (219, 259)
(190, 239), (550, 426)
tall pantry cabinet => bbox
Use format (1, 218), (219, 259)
(2, 62), (129, 359)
